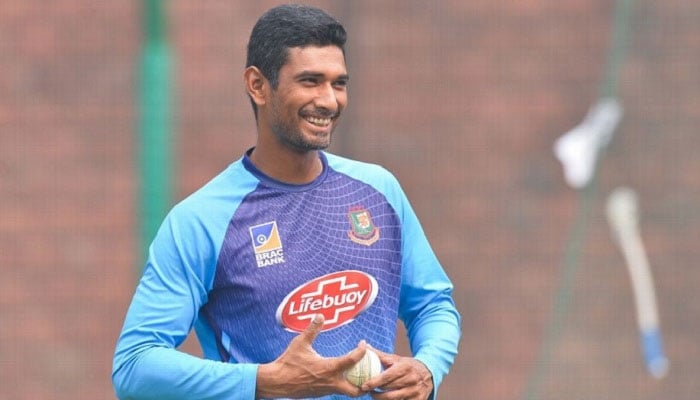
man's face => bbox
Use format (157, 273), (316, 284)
(266, 45), (348, 152)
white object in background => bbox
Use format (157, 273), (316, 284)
(606, 187), (669, 379)
(554, 97), (623, 189)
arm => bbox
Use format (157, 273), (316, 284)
(113, 207), (371, 399)
(365, 178), (461, 400)
(112, 212), (259, 399)
(113, 268), (367, 400)
(398, 200), (461, 393)
(359, 196), (461, 400)
(398, 194), (461, 397)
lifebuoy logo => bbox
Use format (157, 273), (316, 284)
(276, 270), (378, 332)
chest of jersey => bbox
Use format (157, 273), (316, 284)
(202, 172), (402, 363)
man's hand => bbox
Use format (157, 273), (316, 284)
(360, 346), (434, 400)
(255, 314), (368, 399)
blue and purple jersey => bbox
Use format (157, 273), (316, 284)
(113, 150), (460, 400)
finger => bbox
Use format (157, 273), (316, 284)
(366, 371), (403, 393)
(340, 340), (369, 369)
(336, 375), (370, 397)
(362, 369), (396, 393)
(361, 358), (407, 392)
(366, 358), (432, 395)
(299, 313), (325, 344)
(366, 344), (397, 367)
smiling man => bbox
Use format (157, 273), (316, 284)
(245, 44), (348, 183)
(113, 5), (461, 400)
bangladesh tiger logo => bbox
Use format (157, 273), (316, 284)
(347, 207), (380, 246)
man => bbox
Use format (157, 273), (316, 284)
(113, 4), (460, 399)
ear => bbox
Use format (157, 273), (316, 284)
(244, 66), (268, 108)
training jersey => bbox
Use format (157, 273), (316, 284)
(113, 150), (460, 400)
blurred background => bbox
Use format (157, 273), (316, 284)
(1, 0), (698, 399)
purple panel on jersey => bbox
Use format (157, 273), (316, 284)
(201, 157), (402, 365)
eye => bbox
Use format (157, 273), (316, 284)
(300, 77), (319, 86)
(333, 79), (348, 89)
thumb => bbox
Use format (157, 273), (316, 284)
(333, 340), (368, 371)
(299, 313), (325, 344)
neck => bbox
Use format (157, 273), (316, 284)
(249, 146), (323, 184)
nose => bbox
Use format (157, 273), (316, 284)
(314, 82), (341, 112)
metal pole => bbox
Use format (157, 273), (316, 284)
(138, 0), (173, 267)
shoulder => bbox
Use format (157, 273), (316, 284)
(324, 152), (400, 187)
(150, 159), (258, 285)
(324, 152), (408, 213)
(175, 159), (256, 216)
(164, 158), (258, 241)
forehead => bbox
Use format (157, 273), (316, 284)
(281, 46), (347, 77)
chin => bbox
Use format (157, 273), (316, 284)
(306, 131), (333, 149)
(289, 135), (331, 152)
(303, 140), (331, 151)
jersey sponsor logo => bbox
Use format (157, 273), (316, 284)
(276, 270), (378, 332)
(249, 221), (285, 268)
(347, 207), (380, 246)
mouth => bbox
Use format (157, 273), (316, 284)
(301, 108), (339, 129)
(303, 115), (333, 127)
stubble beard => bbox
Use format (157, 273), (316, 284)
(269, 105), (337, 152)
(271, 120), (332, 152)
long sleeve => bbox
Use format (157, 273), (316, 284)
(112, 205), (258, 399)
(394, 182), (462, 397)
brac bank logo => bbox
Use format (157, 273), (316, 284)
(275, 270), (378, 332)
(249, 221), (285, 268)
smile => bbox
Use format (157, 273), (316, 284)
(304, 115), (333, 127)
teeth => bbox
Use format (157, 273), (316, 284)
(305, 116), (332, 127)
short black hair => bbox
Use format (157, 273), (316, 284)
(246, 4), (347, 115)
